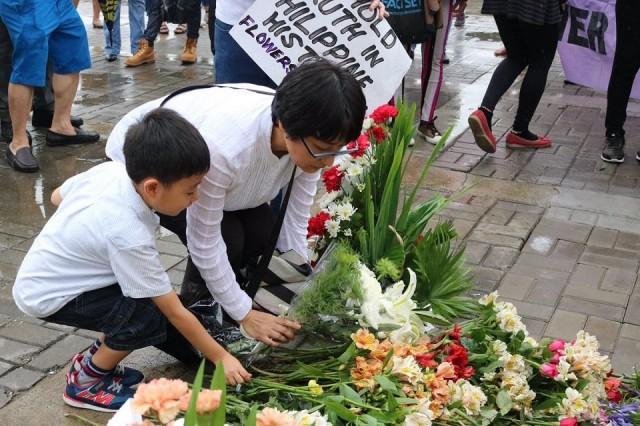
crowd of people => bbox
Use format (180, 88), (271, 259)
(1, 0), (639, 415)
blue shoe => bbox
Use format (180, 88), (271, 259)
(63, 374), (134, 412)
(67, 353), (145, 388)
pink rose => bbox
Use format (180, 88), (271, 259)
(548, 339), (565, 353)
(540, 363), (559, 378)
(559, 417), (578, 426)
(550, 353), (561, 364)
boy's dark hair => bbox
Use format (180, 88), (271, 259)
(272, 57), (367, 145)
(123, 108), (210, 185)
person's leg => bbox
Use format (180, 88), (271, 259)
(103, 1), (122, 59)
(180, 4), (201, 64)
(32, 62), (55, 114)
(8, 83), (33, 153)
(208, 0), (216, 55)
(213, 19), (276, 87)
(236, 204), (275, 267)
(92, 0), (102, 27)
(125, 0), (160, 66)
(0, 18), (13, 142)
(510, 22), (559, 139)
(128, 0), (146, 55)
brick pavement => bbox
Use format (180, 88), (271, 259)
(1, 0), (640, 418)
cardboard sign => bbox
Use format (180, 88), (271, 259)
(558, 0), (640, 99)
(230, 0), (412, 111)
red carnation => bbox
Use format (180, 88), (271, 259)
(307, 211), (331, 238)
(415, 353), (438, 369)
(604, 377), (622, 403)
(370, 104), (398, 124)
(449, 324), (462, 342)
(444, 342), (473, 380)
(322, 166), (343, 192)
(367, 126), (386, 143)
(347, 134), (371, 159)
(457, 365), (475, 379)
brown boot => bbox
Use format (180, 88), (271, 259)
(125, 39), (155, 67)
(180, 38), (198, 64)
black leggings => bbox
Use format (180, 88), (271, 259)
(158, 204), (275, 302)
(481, 15), (559, 132)
(605, 0), (640, 136)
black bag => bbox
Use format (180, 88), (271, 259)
(162, 0), (200, 24)
(384, 0), (435, 45)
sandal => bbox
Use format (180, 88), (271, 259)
(160, 22), (169, 35)
(174, 24), (187, 34)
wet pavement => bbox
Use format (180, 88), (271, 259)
(1, 1), (640, 423)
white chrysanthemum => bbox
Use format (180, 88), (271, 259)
(334, 202), (356, 221)
(355, 183), (366, 192)
(291, 409), (332, 426)
(479, 291), (498, 306)
(391, 355), (423, 385)
(318, 191), (342, 209)
(343, 228), (352, 237)
(324, 219), (340, 238)
(345, 164), (364, 178)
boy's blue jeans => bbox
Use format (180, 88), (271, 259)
(103, 0), (146, 57)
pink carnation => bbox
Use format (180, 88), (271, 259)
(540, 363), (559, 378)
(548, 339), (565, 353)
(559, 417), (578, 426)
(177, 389), (222, 414)
(131, 378), (189, 424)
(256, 407), (296, 426)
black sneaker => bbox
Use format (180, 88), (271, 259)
(601, 133), (625, 163)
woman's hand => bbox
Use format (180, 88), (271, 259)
(239, 310), (302, 347)
(220, 353), (252, 385)
(369, 0), (389, 19)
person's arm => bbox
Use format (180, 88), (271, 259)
(152, 292), (251, 385)
(51, 187), (63, 206)
(186, 152), (301, 346)
(277, 170), (320, 259)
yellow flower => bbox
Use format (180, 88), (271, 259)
(308, 380), (324, 396)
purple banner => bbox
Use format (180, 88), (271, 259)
(558, 0), (640, 99)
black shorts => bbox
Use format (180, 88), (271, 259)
(44, 285), (167, 352)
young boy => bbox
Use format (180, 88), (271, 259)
(12, 108), (251, 412)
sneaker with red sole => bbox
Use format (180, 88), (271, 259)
(66, 353), (144, 388)
(506, 132), (552, 149)
(64, 373), (134, 412)
(468, 109), (497, 153)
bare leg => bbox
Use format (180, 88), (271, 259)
(92, 0), (102, 24)
(7, 83), (33, 153)
(49, 73), (78, 136)
(91, 343), (130, 371)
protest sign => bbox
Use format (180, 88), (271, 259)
(558, 0), (640, 99)
(230, 0), (413, 111)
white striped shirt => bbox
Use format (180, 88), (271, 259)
(13, 162), (173, 318)
(105, 85), (319, 321)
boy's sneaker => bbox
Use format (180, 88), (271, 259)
(418, 120), (443, 145)
(64, 374), (134, 412)
(67, 353), (144, 388)
(601, 133), (625, 163)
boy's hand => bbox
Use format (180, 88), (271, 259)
(239, 310), (302, 347)
(220, 353), (252, 385)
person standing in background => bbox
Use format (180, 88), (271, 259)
(103, 0), (146, 62)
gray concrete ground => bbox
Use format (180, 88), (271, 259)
(1, 1), (640, 424)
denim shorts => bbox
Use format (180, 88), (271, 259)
(44, 285), (167, 352)
(0, 0), (91, 86)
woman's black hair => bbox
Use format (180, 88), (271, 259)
(123, 108), (210, 185)
(272, 57), (367, 145)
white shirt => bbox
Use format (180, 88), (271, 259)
(105, 85), (319, 321)
(13, 162), (174, 318)
(216, 0), (254, 25)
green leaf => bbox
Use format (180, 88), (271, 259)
(324, 398), (357, 422)
(496, 390), (513, 416)
(210, 361), (226, 426)
(374, 375), (397, 392)
(338, 343), (356, 364)
(534, 396), (561, 411)
(184, 359), (205, 426)
(339, 383), (364, 405)
(480, 408), (498, 422)
(358, 414), (379, 426)
(245, 405), (258, 426)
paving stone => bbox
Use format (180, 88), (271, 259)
(0, 233), (24, 250)
(563, 284), (629, 307)
(0, 314), (10, 327)
(0, 367), (45, 392)
(625, 293), (640, 326)
(160, 254), (185, 271)
(615, 231), (640, 252)
(620, 324), (640, 341)
(611, 338), (640, 375)
(0, 321), (64, 347)
(545, 310), (588, 341)
(516, 253), (575, 272)
(601, 269), (636, 294)
(28, 335), (93, 372)
(0, 337), (40, 363)
(41, 323), (76, 333)
(508, 212), (541, 231)
(587, 228), (618, 248)
(463, 242), (490, 265)
(474, 222), (531, 239)
(0, 249), (26, 266)
(509, 262), (571, 283)
(503, 298), (555, 321)
(557, 297), (626, 321)
(75, 329), (102, 340)
(468, 231), (523, 249)
(579, 246), (639, 271)
(524, 235), (555, 255)
(522, 318), (547, 341)
(494, 201), (544, 215)
(570, 211), (598, 225)
(543, 207), (572, 221)
(584, 316), (621, 352)
(497, 273), (535, 300)
(482, 246), (519, 270)
(0, 360), (12, 376)
(530, 219), (592, 244)
(528, 279), (566, 307)
(0, 388), (12, 409)
(155, 239), (188, 257)
(452, 218), (475, 240)
(470, 265), (504, 292)
(0, 222), (38, 239)
(480, 207), (514, 226)
(551, 240), (585, 263)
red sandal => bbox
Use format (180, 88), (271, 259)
(468, 109), (497, 153)
(505, 132), (552, 149)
